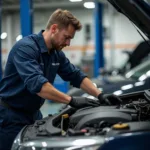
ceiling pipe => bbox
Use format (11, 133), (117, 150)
(2, 1), (84, 11)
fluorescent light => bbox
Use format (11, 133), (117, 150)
(83, 2), (95, 9)
(69, 0), (82, 2)
(16, 35), (23, 41)
(1, 32), (7, 39)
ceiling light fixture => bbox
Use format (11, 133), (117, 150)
(1, 32), (7, 39)
(83, 2), (95, 9)
(69, 0), (82, 2)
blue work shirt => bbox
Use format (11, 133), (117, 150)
(0, 30), (87, 114)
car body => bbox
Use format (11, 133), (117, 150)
(12, 90), (150, 150)
(68, 59), (150, 97)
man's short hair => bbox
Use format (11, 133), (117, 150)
(46, 9), (82, 31)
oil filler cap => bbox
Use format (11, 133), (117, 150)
(62, 114), (69, 119)
(112, 123), (129, 130)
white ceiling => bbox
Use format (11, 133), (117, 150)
(2, 0), (150, 11)
(1, 0), (109, 11)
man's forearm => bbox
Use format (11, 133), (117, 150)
(37, 82), (71, 104)
(80, 77), (101, 97)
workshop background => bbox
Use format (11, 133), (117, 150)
(0, 0), (149, 117)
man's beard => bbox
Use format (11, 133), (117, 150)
(51, 38), (63, 51)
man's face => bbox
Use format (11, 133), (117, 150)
(51, 24), (76, 51)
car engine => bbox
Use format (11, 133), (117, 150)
(21, 90), (150, 143)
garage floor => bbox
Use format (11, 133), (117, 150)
(40, 100), (64, 117)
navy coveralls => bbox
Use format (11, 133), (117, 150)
(0, 30), (86, 150)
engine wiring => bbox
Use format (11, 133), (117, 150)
(125, 98), (150, 121)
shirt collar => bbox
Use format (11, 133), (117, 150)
(37, 30), (49, 53)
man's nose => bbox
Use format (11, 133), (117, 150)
(66, 39), (71, 46)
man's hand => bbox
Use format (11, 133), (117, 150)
(98, 93), (122, 105)
(69, 97), (100, 109)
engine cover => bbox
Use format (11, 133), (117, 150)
(70, 106), (137, 129)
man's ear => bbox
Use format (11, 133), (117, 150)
(51, 24), (59, 33)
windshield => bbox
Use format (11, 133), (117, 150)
(125, 59), (150, 81)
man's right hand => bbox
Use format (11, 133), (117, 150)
(69, 97), (100, 109)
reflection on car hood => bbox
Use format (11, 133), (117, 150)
(107, 0), (150, 38)
(93, 75), (132, 87)
(106, 75), (130, 82)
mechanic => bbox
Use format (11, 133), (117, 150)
(0, 9), (121, 150)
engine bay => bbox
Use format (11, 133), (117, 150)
(20, 90), (150, 143)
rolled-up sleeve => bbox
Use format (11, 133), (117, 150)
(58, 51), (87, 88)
(13, 45), (48, 94)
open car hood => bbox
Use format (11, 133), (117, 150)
(107, 0), (150, 39)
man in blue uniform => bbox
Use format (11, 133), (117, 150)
(0, 9), (121, 150)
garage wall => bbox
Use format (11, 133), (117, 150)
(103, 7), (144, 69)
(1, 4), (145, 73)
